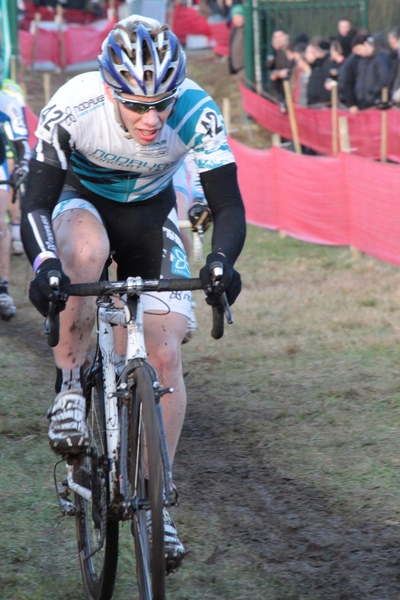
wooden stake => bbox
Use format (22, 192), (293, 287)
(338, 117), (359, 259)
(331, 82), (338, 155)
(271, 133), (281, 147)
(10, 56), (17, 82)
(338, 116), (350, 153)
(43, 73), (51, 104)
(107, 0), (116, 20)
(222, 97), (231, 135)
(381, 87), (389, 163)
(283, 79), (301, 154)
(274, 129), (286, 237)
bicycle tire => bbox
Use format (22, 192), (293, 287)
(130, 366), (165, 600)
(75, 371), (119, 600)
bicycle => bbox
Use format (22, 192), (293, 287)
(47, 260), (233, 600)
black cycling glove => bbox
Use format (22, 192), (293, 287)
(11, 163), (29, 189)
(199, 252), (242, 307)
(29, 258), (71, 317)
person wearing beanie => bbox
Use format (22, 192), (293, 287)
(228, 2), (245, 78)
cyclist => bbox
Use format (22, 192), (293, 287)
(21, 15), (246, 570)
(0, 82), (30, 320)
(1, 74), (29, 255)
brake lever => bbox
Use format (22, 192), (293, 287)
(210, 261), (233, 324)
(44, 271), (61, 342)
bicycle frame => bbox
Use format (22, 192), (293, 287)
(64, 277), (174, 512)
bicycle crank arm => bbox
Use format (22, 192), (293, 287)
(66, 463), (92, 502)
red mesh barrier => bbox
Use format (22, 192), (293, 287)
(64, 19), (117, 65)
(170, 5), (212, 43)
(19, 7), (228, 69)
(20, 27), (62, 67)
(171, 5), (230, 56)
(18, 17), (116, 68)
(240, 83), (400, 162)
(347, 155), (400, 264)
(209, 21), (230, 57)
(229, 138), (400, 265)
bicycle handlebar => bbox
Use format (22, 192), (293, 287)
(45, 275), (232, 345)
(68, 277), (204, 297)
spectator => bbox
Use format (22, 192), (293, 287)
(330, 39), (346, 70)
(338, 48), (360, 110)
(373, 31), (388, 53)
(292, 42), (311, 107)
(351, 33), (391, 111)
(305, 38), (332, 107)
(337, 17), (357, 58)
(285, 37), (308, 98)
(325, 39), (346, 93)
(389, 28), (400, 105)
(228, 3), (245, 80)
(198, 0), (229, 23)
(388, 26), (400, 90)
(267, 29), (291, 103)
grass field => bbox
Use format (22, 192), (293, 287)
(2, 226), (400, 599)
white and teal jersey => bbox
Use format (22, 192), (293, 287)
(34, 71), (235, 203)
(0, 89), (29, 142)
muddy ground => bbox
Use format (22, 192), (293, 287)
(4, 51), (400, 600)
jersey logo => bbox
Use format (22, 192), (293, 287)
(170, 246), (190, 278)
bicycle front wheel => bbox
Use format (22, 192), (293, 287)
(131, 366), (165, 600)
(75, 371), (119, 600)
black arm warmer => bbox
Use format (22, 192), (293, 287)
(200, 163), (246, 265)
(14, 138), (31, 164)
(20, 158), (67, 267)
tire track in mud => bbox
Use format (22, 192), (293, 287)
(175, 387), (400, 600)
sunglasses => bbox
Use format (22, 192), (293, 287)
(112, 90), (178, 114)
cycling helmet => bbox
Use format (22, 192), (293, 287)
(98, 15), (187, 96)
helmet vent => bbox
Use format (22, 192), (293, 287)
(98, 16), (187, 95)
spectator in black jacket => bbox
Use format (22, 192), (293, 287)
(338, 51), (360, 111)
(388, 27), (400, 90)
(337, 18), (357, 58)
(305, 38), (332, 106)
(228, 3), (245, 79)
(267, 29), (291, 103)
(351, 33), (391, 112)
(324, 39), (346, 95)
